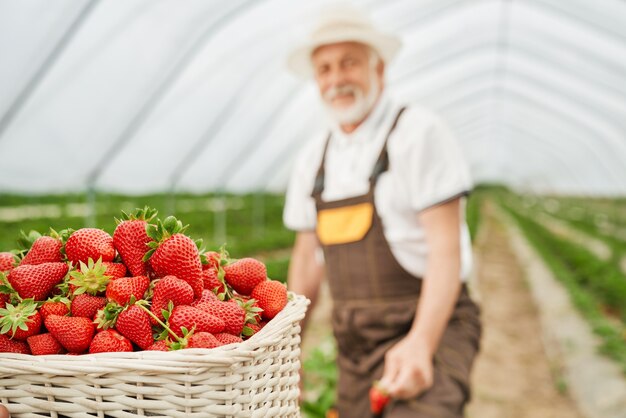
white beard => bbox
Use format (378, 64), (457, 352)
(322, 77), (380, 126)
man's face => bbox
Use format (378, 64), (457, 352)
(311, 42), (384, 125)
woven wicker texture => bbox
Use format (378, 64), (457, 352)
(0, 293), (310, 418)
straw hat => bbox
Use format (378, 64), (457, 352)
(287, 3), (402, 77)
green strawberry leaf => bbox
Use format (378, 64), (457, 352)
(242, 326), (255, 337)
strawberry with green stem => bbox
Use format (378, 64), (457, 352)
(369, 380), (391, 416)
(18, 228), (71, 266)
(144, 216), (204, 298)
(69, 258), (113, 296)
(96, 301), (154, 350)
(0, 299), (42, 340)
(113, 207), (158, 277)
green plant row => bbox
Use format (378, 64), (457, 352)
(500, 201), (626, 373)
(557, 216), (626, 265)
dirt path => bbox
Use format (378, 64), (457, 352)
(300, 206), (583, 417)
(465, 206), (582, 418)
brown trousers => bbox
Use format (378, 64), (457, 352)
(332, 287), (481, 418)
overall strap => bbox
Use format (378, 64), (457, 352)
(311, 132), (332, 198)
(368, 106), (407, 185)
(311, 106), (408, 198)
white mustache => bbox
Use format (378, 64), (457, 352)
(323, 84), (361, 102)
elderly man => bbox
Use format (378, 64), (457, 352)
(284, 5), (481, 418)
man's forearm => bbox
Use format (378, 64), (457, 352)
(287, 232), (325, 334)
(408, 251), (461, 355)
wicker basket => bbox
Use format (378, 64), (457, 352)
(0, 293), (310, 418)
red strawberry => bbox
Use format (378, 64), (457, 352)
(39, 301), (70, 321)
(251, 280), (287, 320)
(102, 262), (127, 280)
(8, 262), (68, 301)
(45, 314), (95, 353)
(214, 332), (243, 346)
(369, 381), (390, 415)
(0, 300), (42, 340)
(168, 305), (225, 337)
(27, 333), (65, 355)
(0, 333), (30, 354)
(203, 251), (221, 270)
(187, 332), (220, 349)
(106, 276), (149, 306)
(0, 252), (16, 272)
(19, 230), (66, 266)
(65, 228), (115, 265)
(0, 292), (9, 309)
(115, 305), (153, 350)
(144, 217), (204, 298)
(224, 258), (266, 296)
(71, 294), (107, 319)
(151, 276), (194, 324)
(191, 289), (219, 307)
(89, 329), (133, 354)
(194, 301), (246, 336)
(113, 207), (157, 277)
(201, 268), (225, 293)
(146, 340), (168, 351)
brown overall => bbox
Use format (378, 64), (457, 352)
(311, 108), (481, 418)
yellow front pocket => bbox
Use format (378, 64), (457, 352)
(317, 202), (374, 245)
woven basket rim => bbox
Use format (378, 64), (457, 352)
(0, 292), (310, 367)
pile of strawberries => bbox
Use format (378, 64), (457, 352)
(0, 207), (288, 355)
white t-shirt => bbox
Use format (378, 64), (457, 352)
(283, 93), (474, 280)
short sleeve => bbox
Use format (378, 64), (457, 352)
(405, 114), (473, 212)
(283, 139), (323, 231)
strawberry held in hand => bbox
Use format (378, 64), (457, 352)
(369, 380), (391, 415)
(65, 228), (115, 265)
(144, 216), (204, 298)
(113, 207), (157, 277)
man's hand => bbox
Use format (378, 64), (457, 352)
(379, 335), (434, 399)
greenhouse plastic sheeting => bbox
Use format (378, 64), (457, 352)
(1, 0), (625, 195)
